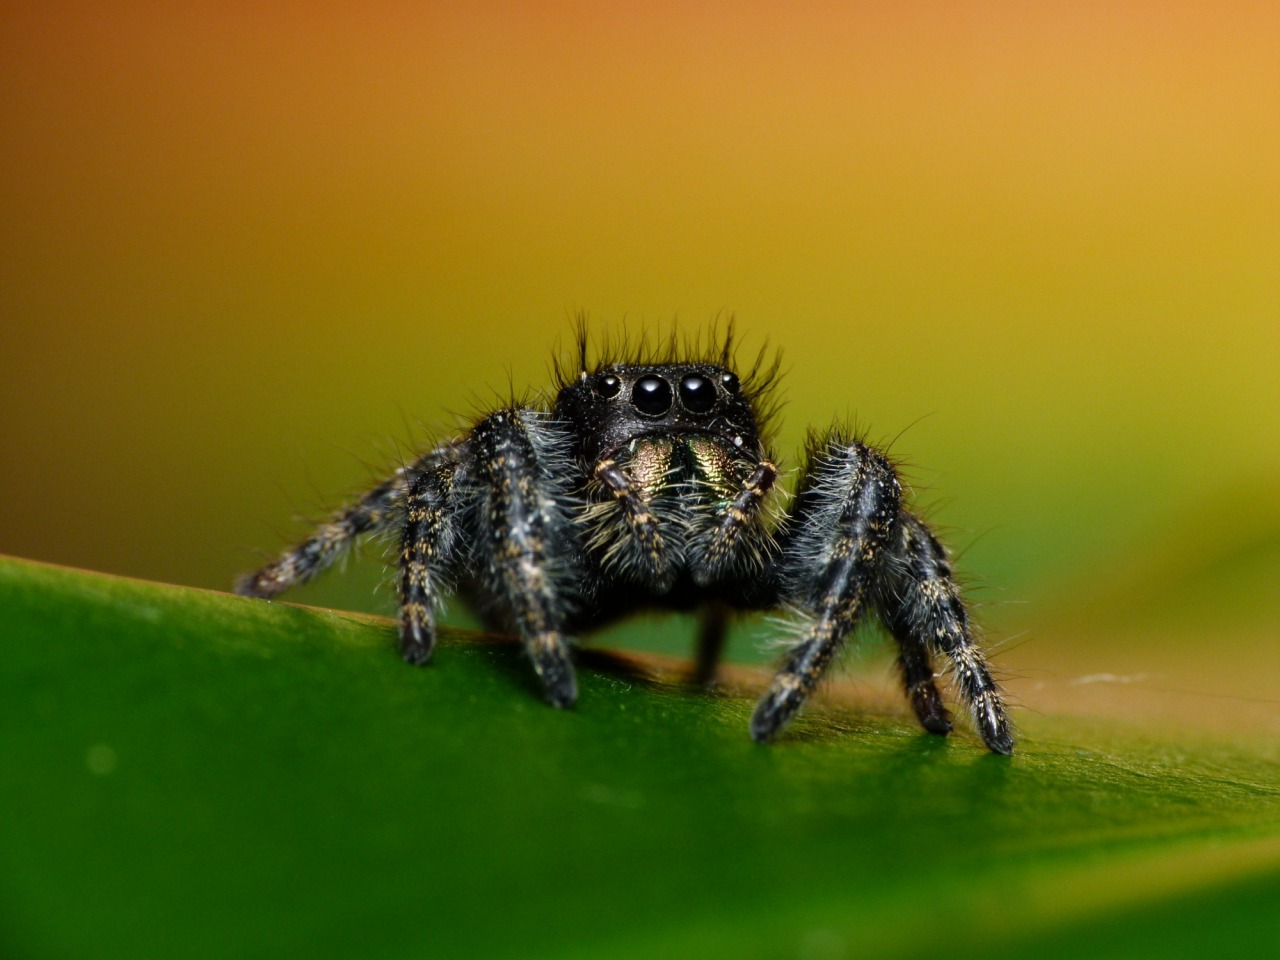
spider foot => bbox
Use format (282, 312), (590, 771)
(975, 694), (1014, 755)
(400, 635), (434, 666)
(749, 678), (804, 743)
(530, 633), (578, 708)
(908, 679), (953, 736)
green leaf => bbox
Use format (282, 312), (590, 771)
(2, 555), (1278, 960)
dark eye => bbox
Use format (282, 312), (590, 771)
(631, 375), (672, 416)
(595, 373), (621, 399)
(679, 374), (717, 413)
(720, 372), (740, 395)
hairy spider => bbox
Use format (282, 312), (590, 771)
(236, 327), (1013, 754)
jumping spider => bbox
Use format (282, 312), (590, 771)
(236, 329), (1013, 754)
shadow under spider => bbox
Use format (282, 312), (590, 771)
(441, 627), (673, 699)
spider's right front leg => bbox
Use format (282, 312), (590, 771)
(751, 434), (902, 742)
(470, 408), (582, 708)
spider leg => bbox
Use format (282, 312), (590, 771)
(895, 618), (953, 736)
(235, 463), (418, 598)
(877, 512), (1014, 754)
(593, 457), (673, 590)
(751, 434), (901, 742)
(236, 443), (470, 665)
(397, 449), (465, 664)
(691, 453), (779, 587)
(471, 408), (581, 708)
(692, 601), (730, 686)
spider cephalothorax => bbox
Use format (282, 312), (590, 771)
(237, 325), (1013, 753)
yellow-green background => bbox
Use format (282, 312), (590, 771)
(2, 2), (1277, 729)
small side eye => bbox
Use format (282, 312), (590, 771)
(720, 372), (740, 395)
(595, 374), (621, 399)
(679, 374), (717, 413)
(631, 375), (673, 416)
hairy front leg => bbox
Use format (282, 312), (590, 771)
(472, 409), (581, 707)
(751, 435), (901, 742)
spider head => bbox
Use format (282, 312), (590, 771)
(554, 363), (762, 463)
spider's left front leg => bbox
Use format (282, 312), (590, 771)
(751, 434), (900, 742)
(470, 408), (583, 708)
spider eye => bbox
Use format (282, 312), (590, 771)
(720, 372), (740, 395)
(679, 374), (717, 414)
(631, 375), (673, 417)
(595, 373), (621, 399)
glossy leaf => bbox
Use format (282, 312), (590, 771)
(2, 555), (1278, 959)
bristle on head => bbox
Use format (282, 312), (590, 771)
(552, 314), (785, 440)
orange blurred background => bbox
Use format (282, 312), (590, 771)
(2, 3), (1277, 716)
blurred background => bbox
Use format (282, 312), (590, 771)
(2, 2), (1276, 731)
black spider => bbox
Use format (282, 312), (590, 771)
(236, 327), (1013, 754)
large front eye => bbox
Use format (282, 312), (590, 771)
(631, 375), (672, 416)
(679, 374), (716, 413)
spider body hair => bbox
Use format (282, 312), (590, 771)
(237, 326), (1013, 754)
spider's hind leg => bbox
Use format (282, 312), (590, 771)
(397, 446), (466, 664)
(235, 468), (413, 599)
(876, 512), (1013, 754)
(236, 443), (470, 667)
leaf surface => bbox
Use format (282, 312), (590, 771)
(2, 555), (1278, 959)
